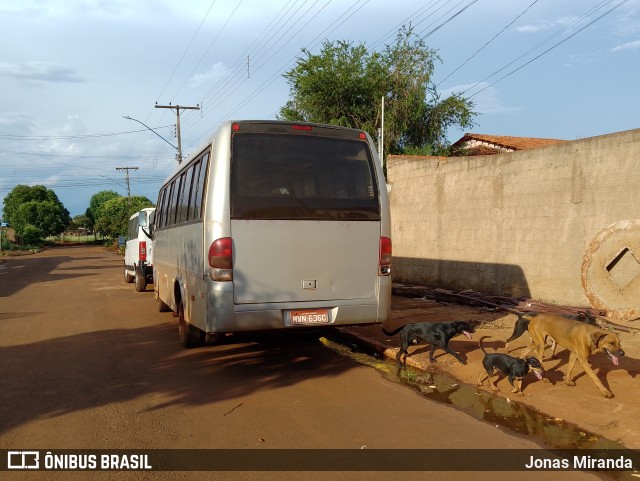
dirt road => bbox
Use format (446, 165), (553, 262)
(0, 246), (611, 480)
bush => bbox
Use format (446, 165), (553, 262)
(20, 225), (43, 246)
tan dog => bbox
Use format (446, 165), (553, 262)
(521, 313), (624, 398)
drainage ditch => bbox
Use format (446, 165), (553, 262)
(320, 334), (637, 480)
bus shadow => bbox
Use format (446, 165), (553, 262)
(0, 322), (353, 435)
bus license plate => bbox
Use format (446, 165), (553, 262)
(290, 309), (330, 325)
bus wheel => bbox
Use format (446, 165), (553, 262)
(205, 333), (221, 346)
(178, 298), (205, 348)
(156, 293), (171, 312)
(134, 266), (147, 292)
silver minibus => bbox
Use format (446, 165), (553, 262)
(150, 120), (391, 347)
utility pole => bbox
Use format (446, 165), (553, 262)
(155, 103), (200, 164)
(380, 96), (385, 174)
(116, 167), (139, 208)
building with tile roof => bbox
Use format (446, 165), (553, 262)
(451, 133), (566, 155)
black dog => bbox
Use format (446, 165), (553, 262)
(382, 320), (475, 366)
(505, 311), (598, 357)
(477, 336), (544, 396)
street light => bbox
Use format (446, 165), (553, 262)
(122, 116), (178, 153)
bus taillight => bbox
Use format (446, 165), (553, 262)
(208, 237), (233, 281)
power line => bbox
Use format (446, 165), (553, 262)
(154, 104), (200, 163)
(157, 0), (300, 144)
(461, 0), (623, 98)
(189, 0), (321, 123)
(169, 0), (245, 103)
(369, 0), (447, 50)
(417, 0), (479, 40)
(0, 125), (174, 141)
(468, 0), (630, 99)
(116, 167), (139, 204)
(437, 0), (541, 87)
(155, 0), (218, 103)
(0, 150), (173, 161)
(182, 0), (361, 145)
(120, 0), (220, 172)
(183, 0), (349, 148)
(147, 0), (347, 164)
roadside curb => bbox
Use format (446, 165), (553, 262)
(337, 327), (431, 372)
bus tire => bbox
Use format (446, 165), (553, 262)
(178, 297), (205, 348)
(157, 294), (171, 312)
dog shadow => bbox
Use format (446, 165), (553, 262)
(508, 344), (637, 390)
(569, 350), (637, 392)
(408, 340), (471, 364)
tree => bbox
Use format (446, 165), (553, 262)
(95, 196), (154, 239)
(279, 27), (476, 156)
(85, 190), (120, 233)
(69, 214), (91, 231)
(2, 185), (70, 241)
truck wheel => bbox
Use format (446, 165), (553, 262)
(178, 298), (205, 348)
(134, 266), (147, 292)
(124, 267), (134, 283)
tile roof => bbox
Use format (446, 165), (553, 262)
(452, 133), (566, 151)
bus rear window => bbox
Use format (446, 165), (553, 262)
(230, 133), (380, 220)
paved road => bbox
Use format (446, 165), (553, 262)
(0, 246), (600, 480)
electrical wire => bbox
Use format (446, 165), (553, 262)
(436, 0), (541, 87)
(468, 0), (630, 99)
(155, 0), (218, 103)
(181, 0), (372, 145)
(0, 125), (174, 141)
(461, 0), (623, 97)
(168, 0), (245, 103)
(417, 0), (479, 39)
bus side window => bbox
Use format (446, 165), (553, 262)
(192, 153), (209, 219)
(178, 167), (194, 224)
(156, 188), (167, 228)
(167, 181), (178, 227)
(175, 173), (186, 224)
(187, 160), (201, 221)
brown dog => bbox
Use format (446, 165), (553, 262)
(521, 313), (624, 398)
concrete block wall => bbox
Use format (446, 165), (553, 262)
(388, 128), (640, 310)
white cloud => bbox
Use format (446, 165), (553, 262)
(0, 61), (84, 83)
(516, 16), (578, 33)
(611, 39), (640, 51)
(188, 62), (230, 88)
(441, 83), (519, 115)
(0, 0), (168, 20)
(31, 174), (63, 187)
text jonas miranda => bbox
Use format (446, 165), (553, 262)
(525, 455), (633, 470)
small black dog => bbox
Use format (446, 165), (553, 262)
(505, 311), (598, 357)
(382, 320), (475, 366)
(477, 336), (543, 396)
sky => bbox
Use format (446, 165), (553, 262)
(1, 0), (638, 217)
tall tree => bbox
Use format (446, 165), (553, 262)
(95, 196), (154, 239)
(2, 185), (70, 239)
(85, 190), (121, 233)
(280, 27), (476, 156)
